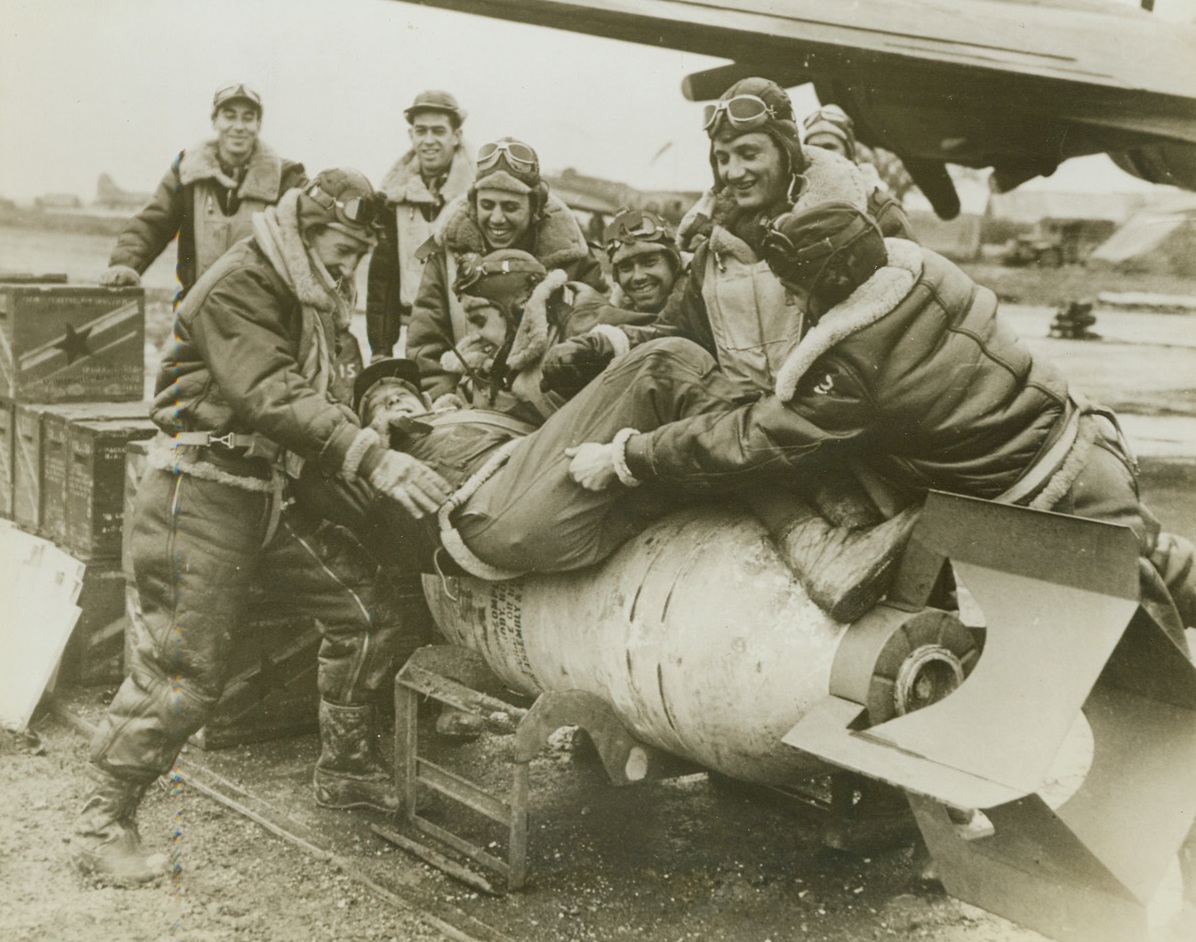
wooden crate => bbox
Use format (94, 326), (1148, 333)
(0, 398), (12, 518)
(59, 561), (128, 686)
(12, 404), (42, 531)
(64, 416), (156, 560)
(0, 283), (145, 403)
(11, 402), (150, 540)
(39, 408), (72, 543)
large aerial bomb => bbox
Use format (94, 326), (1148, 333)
(417, 493), (1196, 941)
(423, 503), (974, 788)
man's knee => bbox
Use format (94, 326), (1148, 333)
(90, 672), (221, 779)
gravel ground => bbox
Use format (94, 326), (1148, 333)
(0, 718), (451, 942)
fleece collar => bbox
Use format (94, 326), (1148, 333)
(774, 238), (922, 402)
(433, 191), (589, 269)
(251, 190), (353, 321)
(507, 269), (568, 372)
(179, 138), (283, 201)
(378, 140), (475, 205)
(704, 147), (874, 266)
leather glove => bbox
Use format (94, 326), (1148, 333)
(367, 451), (451, 520)
(539, 332), (616, 398)
(99, 265), (141, 287)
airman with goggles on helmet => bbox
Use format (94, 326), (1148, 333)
(539, 76), (884, 405)
(301, 179), (382, 232)
(406, 136), (608, 407)
(602, 209), (684, 316)
(799, 104), (915, 240)
(296, 170), (383, 289)
(436, 248), (629, 421)
(705, 81), (806, 217)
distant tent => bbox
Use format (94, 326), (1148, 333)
(1088, 194), (1196, 276)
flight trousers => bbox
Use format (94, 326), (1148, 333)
(89, 466), (401, 784)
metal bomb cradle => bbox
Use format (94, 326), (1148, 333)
(376, 492), (1196, 942)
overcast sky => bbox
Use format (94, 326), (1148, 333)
(2, 0), (1191, 204)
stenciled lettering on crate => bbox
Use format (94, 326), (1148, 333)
(11, 401), (149, 541)
(65, 416), (156, 560)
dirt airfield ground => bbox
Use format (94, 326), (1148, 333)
(2, 259), (1196, 942)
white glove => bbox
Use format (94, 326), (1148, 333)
(565, 443), (619, 492)
(367, 451), (451, 519)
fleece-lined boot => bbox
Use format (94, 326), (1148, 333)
(72, 765), (168, 884)
(313, 700), (401, 813)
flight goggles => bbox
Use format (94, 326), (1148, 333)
(703, 94), (777, 133)
(303, 181), (379, 229)
(454, 252), (544, 294)
(603, 210), (673, 253)
(760, 211), (876, 283)
(477, 140), (538, 173)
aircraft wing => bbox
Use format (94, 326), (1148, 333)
(388, 0), (1196, 215)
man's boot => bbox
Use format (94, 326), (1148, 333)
(72, 765), (168, 884)
(746, 489), (921, 623)
(313, 700), (402, 813)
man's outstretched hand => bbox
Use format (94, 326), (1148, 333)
(367, 451), (451, 519)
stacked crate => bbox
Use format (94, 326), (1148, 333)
(0, 279), (153, 687)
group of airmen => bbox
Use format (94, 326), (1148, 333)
(73, 79), (1196, 886)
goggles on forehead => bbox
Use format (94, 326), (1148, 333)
(454, 252), (543, 293)
(703, 94), (777, 133)
(603, 210), (673, 253)
(802, 105), (851, 131)
(303, 182), (379, 229)
(477, 140), (538, 173)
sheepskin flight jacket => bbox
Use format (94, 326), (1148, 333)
(366, 141), (476, 356)
(623, 242), (1070, 505)
(149, 235), (380, 485)
(109, 139), (305, 297)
